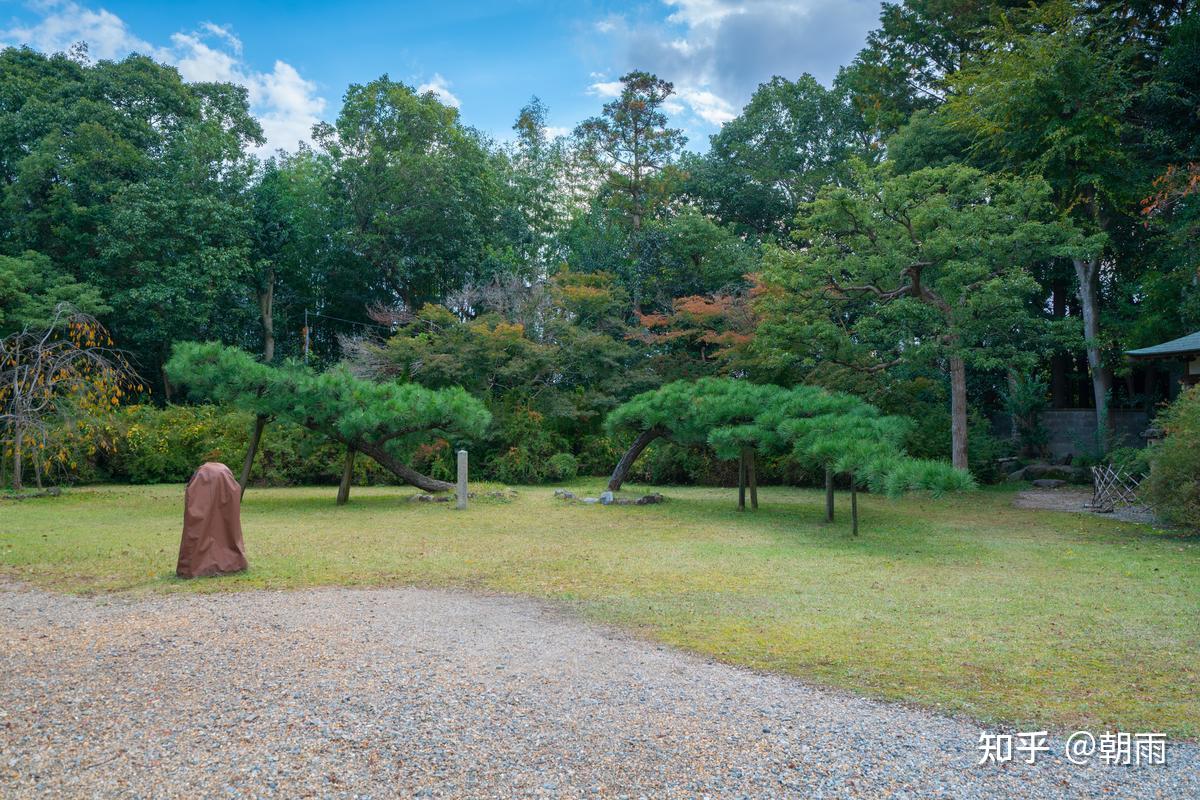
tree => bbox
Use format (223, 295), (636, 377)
(604, 378), (785, 493)
(344, 270), (655, 484)
(762, 162), (1086, 471)
(836, 0), (1029, 139)
(165, 342), (491, 499)
(943, 4), (1144, 438)
(606, 378), (971, 528)
(574, 71), (686, 233)
(0, 49), (264, 392)
(505, 97), (573, 280)
(634, 209), (758, 304)
(96, 118), (258, 399)
(314, 76), (507, 308)
(0, 252), (106, 336)
(630, 291), (758, 380)
(1, 307), (138, 491)
(683, 75), (869, 238)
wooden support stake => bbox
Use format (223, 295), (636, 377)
(737, 448), (747, 511)
(824, 467), (834, 523)
(850, 473), (859, 536)
(456, 449), (468, 510)
(748, 447), (758, 510)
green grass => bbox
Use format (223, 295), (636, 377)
(2, 482), (1198, 737)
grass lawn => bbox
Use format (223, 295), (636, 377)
(2, 481), (1198, 738)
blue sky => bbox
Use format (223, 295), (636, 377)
(1, 0), (884, 154)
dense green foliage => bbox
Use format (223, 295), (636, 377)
(609, 378), (972, 496)
(2, 0), (1198, 497)
(1144, 386), (1200, 527)
(166, 342), (489, 446)
(59, 403), (395, 486)
(163, 342), (490, 488)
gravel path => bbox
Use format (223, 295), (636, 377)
(2, 584), (1196, 799)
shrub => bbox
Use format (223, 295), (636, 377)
(1108, 445), (1151, 476)
(575, 434), (621, 476)
(1002, 373), (1050, 457)
(55, 404), (397, 486)
(489, 446), (545, 484)
(547, 452), (579, 481)
(1143, 386), (1200, 527)
(104, 404), (247, 484)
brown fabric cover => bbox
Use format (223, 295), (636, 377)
(176, 462), (248, 578)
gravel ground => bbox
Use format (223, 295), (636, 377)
(1, 584), (1196, 799)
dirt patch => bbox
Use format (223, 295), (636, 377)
(1013, 487), (1159, 525)
(1012, 487), (1094, 512)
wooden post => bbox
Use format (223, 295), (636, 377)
(850, 473), (859, 536)
(737, 448), (747, 511)
(336, 445), (356, 505)
(456, 449), (468, 510)
(824, 467), (834, 523)
(748, 447), (758, 510)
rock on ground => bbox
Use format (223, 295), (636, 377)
(1, 584), (1196, 799)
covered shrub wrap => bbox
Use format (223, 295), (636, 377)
(165, 342), (490, 492)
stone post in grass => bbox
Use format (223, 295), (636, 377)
(456, 449), (468, 510)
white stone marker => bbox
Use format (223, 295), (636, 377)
(456, 449), (468, 510)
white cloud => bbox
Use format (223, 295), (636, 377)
(1, 1), (326, 156)
(588, 80), (623, 98)
(1, 0), (163, 60)
(663, 0), (743, 27)
(544, 125), (571, 139)
(591, 0), (882, 132)
(199, 22), (242, 55)
(675, 87), (735, 125)
(416, 73), (461, 109)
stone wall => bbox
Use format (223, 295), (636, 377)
(1040, 409), (1149, 459)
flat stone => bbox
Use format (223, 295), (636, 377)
(1031, 479), (1067, 489)
(599, 491), (615, 505)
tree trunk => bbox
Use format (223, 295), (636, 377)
(824, 467), (834, 522)
(238, 282), (276, 500)
(607, 426), (664, 491)
(336, 446), (356, 505)
(1050, 281), (1070, 408)
(259, 267), (276, 363)
(737, 449), (747, 511)
(352, 439), (454, 492)
(748, 447), (758, 511)
(160, 363), (173, 403)
(949, 354), (969, 472)
(1073, 257), (1111, 446)
(850, 474), (859, 536)
(11, 422), (23, 493)
(238, 415), (268, 498)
